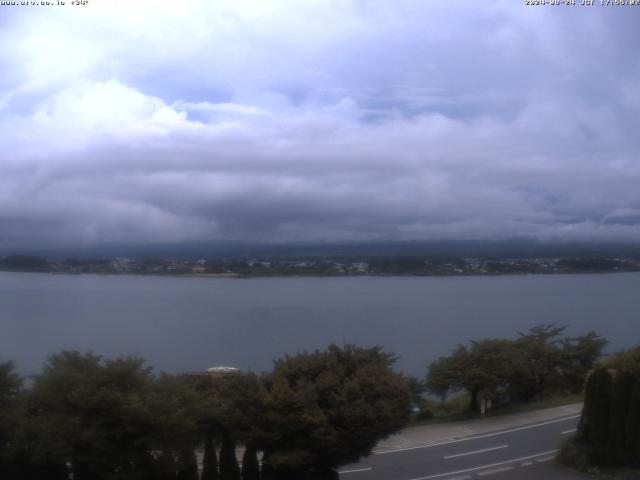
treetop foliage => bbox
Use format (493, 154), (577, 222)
(0, 344), (411, 479)
(426, 324), (608, 412)
(261, 344), (411, 471)
(602, 346), (640, 374)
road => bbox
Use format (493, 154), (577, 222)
(339, 411), (585, 480)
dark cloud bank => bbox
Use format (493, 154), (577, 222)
(0, 2), (639, 254)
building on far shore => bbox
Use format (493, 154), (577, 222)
(207, 366), (240, 380)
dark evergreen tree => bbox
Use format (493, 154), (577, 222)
(201, 434), (219, 480)
(176, 448), (199, 480)
(625, 380), (640, 467)
(578, 346), (640, 468)
(583, 367), (613, 464)
(0, 361), (22, 478)
(149, 451), (179, 480)
(606, 371), (634, 464)
(242, 443), (260, 480)
(219, 433), (241, 480)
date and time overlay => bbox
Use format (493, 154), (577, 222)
(0, 0), (639, 7)
(526, 0), (640, 6)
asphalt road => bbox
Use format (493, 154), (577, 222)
(339, 413), (584, 480)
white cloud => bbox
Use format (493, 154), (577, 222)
(0, 1), (639, 249)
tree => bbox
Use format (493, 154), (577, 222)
(176, 448), (199, 480)
(0, 361), (23, 477)
(578, 346), (640, 468)
(560, 331), (609, 393)
(191, 370), (265, 479)
(514, 324), (566, 400)
(25, 351), (201, 480)
(515, 325), (607, 399)
(219, 432), (241, 480)
(426, 325), (606, 411)
(201, 433), (219, 480)
(426, 340), (526, 412)
(242, 443), (260, 480)
(259, 344), (411, 477)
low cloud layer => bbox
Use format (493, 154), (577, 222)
(1, 1), (639, 251)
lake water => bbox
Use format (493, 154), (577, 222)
(1, 272), (639, 376)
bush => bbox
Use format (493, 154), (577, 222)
(415, 409), (435, 422)
(557, 436), (589, 472)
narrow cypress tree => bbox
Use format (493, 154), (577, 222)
(625, 379), (640, 467)
(584, 368), (613, 464)
(578, 348), (640, 468)
(260, 451), (276, 480)
(241, 444), (260, 480)
(202, 434), (219, 480)
(152, 451), (178, 480)
(176, 448), (199, 480)
(219, 434), (241, 480)
(606, 371), (634, 465)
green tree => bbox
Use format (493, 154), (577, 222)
(219, 432), (241, 480)
(560, 331), (608, 393)
(176, 448), (199, 480)
(25, 351), (201, 480)
(260, 344), (411, 477)
(0, 361), (23, 477)
(427, 340), (526, 412)
(190, 370), (264, 480)
(242, 443), (260, 480)
(514, 324), (566, 400)
(578, 346), (640, 468)
(201, 433), (219, 480)
(427, 325), (607, 412)
(515, 325), (607, 399)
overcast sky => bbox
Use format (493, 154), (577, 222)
(0, 0), (639, 251)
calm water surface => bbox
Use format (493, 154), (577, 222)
(1, 272), (639, 375)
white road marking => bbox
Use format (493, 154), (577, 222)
(477, 466), (514, 476)
(562, 428), (577, 435)
(444, 445), (508, 459)
(535, 456), (555, 463)
(338, 467), (372, 474)
(406, 449), (558, 480)
(520, 461), (533, 466)
(375, 415), (579, 455)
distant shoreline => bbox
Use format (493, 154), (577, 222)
(3, 253), (640, 278)
(1, 269), (639, 279)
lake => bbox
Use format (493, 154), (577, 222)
(1, 272), (639, 376)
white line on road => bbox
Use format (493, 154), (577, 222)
(562, 428), (577, 435)
(535, 456), (555, 463)
(477, 466), (514, 476)
(406, 449), (558, 480)
(444, 445), (508, 459)
(375, 415), (579, 455)
(338, 467), (372, 474)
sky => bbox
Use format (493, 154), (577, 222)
(0, 0), (639, 252)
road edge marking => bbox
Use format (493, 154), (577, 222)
(375, 415), (579, 455)
(338, 467), (372, 474)
(406, 449), (558, 480)
(444, 444), (508, 459)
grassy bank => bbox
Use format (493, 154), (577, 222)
(410, 393), (584, 426)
